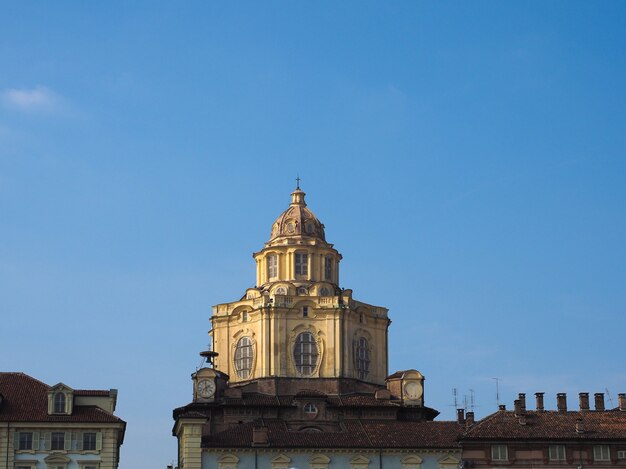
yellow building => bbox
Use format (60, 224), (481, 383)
(210, 185), (391, 388)
(173, 186), (461, 469)
(0, 373), (125, 469)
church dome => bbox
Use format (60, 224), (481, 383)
(268, 187), (326, 242)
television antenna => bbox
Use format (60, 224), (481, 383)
(450, 388), (459, 408)
(492, 377), (502, 407)
(469, 388), (477, 411)
(606, 388), (615, 408)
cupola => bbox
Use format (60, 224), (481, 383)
(267, 186), (326, 245)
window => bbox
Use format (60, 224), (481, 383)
(19, 431), (33, 450)
(594, 445), (610, 461)
(319, 287), (329, 296)
(267, 254), (277, 279)
(491, 445), (508, 461)
(82, 432), (97, 451)
(295, 253), (308, 275)
(324, 256), (332, 280)
(234, 337), (253, 378)
(618, 450), (626, 459)
(53, 392), (65, 413)
(51, 432), (65, 450)
(356, 338), (370, 379)
(275, 286), (287, 295)
(297, 287), (307, 296)
(303, 306), (309, 317)
(242, 311), (248, 322)
(303, 402), (318, 417)
(294, 332), (319, 375)
(549, 445), (566, 461)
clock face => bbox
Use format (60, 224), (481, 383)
(404, 381), (423, 400)
(197, 378), (216, 398)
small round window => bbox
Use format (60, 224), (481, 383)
(319, 287), (330, 296)
(297, 287), (307, 296)
(275, 286), (287, 295)
(303, 402), (318, 417)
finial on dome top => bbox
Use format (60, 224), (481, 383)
(291, 176), (306, 206)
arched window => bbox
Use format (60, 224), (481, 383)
(275, 286), (287, 295)
(356, 337), (370, 379)
(294, 332), (319, 376)
(54, 392), (66, 413)
(267, 254), (278, 279)
(234, 337), (253, 379)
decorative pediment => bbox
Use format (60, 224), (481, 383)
(402, 454), (423, 469)
(218, 452), (239, 469)
(44, 453), (71, 464)
(438, 455), (460, 466)
(311, 454), (331, 464)
(351, 455), (370, 464)
(49, 382), (73, 392)
(271, 454), (291, 469)
(271, 454), (291, 463)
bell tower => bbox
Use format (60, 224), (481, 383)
(209, 185), (391, 387)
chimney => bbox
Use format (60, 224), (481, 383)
(466, 411), (475, 427)
(619, 393), (626, 411)
(594, 393), (605, 411)
(252, 425), (269, 446)
(498, 404), (506, 411)
(576, 418), (584, 434)
(535, 392), (545, 411)
(557, 393), (567, 412)
(457, 408), (465, 424)
(518, 393), (526, 413)
(514, 399), (521, 417)
(579, 392), (590, 411)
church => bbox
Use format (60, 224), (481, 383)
(172, 185), (462, 469)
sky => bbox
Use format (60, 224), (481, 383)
(1, 1), (626, 468)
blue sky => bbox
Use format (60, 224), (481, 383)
(1, 2), (625, 468)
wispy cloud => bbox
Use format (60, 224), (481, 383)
(1, 85), (62, 114)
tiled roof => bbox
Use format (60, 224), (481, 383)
(203, 420), (463, 449)
(462, 409), (626, 441)
(0, 372), (124, 424)
(326, 394), (399, 407)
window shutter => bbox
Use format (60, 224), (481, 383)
(66, 394), (72, 414)
(44, 432), (51, 450)
(77, 431), (83, 450)
(13, 431), (19, 450)
(33, 431), (40, 450)
(64, 431), (71, 450)
(48, 396), (53, 414)
(96, 431), (102, 451)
